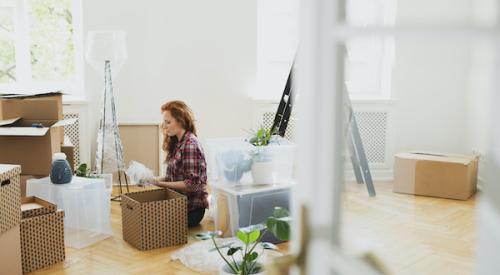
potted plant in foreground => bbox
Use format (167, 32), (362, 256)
(199, 207), (291, 275)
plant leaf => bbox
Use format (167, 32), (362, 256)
(237, 229), (260, 245)
(266, 216), (290, 241)
(227, 246), (242, 256)
(244, 251), (259, 262)
(260, 242), (278, 250)
(239, 224), (266, 233)
(195, 231), (222, 240)
(272, 207), (290, 218)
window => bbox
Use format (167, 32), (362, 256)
(255, 0), (395, 101)
(345, 0), (396, 100)
(0, 0), (83, 95)
(255, 0), (299, 101)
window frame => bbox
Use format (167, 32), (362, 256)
(0, 0), (84, 98)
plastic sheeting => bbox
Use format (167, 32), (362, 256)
(171, 238), (282, 274)
(125, 160), (154, 185)
(95, 61), (126, 174)
(26, 176), (112, 249)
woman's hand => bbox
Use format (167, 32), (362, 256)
(139, 176), (160, 186)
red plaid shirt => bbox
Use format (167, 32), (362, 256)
(165, 131), (208, 211)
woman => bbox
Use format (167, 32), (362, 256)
(146, 100), (209, 227)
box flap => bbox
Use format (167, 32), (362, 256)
(0, 93), (62, 121)
(51, 118), (77, 128)
(63, 135), (73, 146)
(0, 127), (50, 136)
(0, 117), (21, 126)
(396, 151), (474, 165)
(0, 91), (63, 98)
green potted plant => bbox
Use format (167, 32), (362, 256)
(248, 126), (277, 184)
(75, 163), (113, 190)
(200, 207), (291, 275)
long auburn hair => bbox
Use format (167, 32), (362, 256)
(161, 101), (197, 161)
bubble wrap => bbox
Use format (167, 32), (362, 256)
(171, 238), (282, 274)
(125, 161), (154, 185)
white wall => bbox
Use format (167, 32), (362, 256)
(464, 0), (497, 184)
(82, 0), (257, 167)
(354, 0), (494, 178)
(388, 39), (470, 155)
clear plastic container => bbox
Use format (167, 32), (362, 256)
(210, 181), (294, 243)
(26, 176), (112, 249)
(205, 137), (296, 184)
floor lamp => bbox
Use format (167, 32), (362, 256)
(85, 30), (130, 200)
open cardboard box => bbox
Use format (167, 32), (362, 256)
(121, 189), (188, 250)
(0, 117), (76, 175)
(0, 92), (76, 175)
(20, 195), (65, 274)
(21, 196), (57, 219)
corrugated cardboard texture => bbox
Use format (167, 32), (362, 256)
(0, 164), (21, 235)
(20, 210), (65, 274)
(0, 127), (60, 175)
(119, 125), (161, 176)
(0, 225), (22, 275)
(121, 189), (188, 250)
(394, 152), (479, 200)
(61, 144), (75, 172)
(215, 192), (231, 237)
(21, 196), (57, 219)
(0, 93), (65, 175)
(0, 93), (62, 121)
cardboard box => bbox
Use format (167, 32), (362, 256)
(0, 164), (21, 235)
(121, 189), (188, 250)
(393, 152), (479, 200)
(20, 197), (65, 274)
(21, 196), (57, 219)
(0, 225), (23, 275)
(61, 135), (75, 171)
(0, 117), (76, 175)
(0, 92), (63, 121)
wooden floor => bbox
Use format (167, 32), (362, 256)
(28, 183), (476, 275)
(29, 186), (288, 275)
(341, 182), (476, 275)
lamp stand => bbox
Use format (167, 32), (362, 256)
(95, 60), (130, 201)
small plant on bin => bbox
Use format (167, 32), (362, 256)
(197, 207), (291, 275)
(75, 163), (103, 178)
(247, 125), (278, 163)
(248, 125), (276, 147)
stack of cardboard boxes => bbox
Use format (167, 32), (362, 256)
(0, 165), (23, 275)
(0, 166), (66, 275)
(0, 92), (76, 196)
(0, 92), (72, 273)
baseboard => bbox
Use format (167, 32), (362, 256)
(345, 168), (394, 182)
(477, 176), (486, 191)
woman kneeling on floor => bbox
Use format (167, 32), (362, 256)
(144, 100), (208, 227)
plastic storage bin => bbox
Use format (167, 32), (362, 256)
(26, 176), (112, 249)
(210, 181), (294, 243)
(205, 137), (296, 184)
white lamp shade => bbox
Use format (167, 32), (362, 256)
(85, 30), (128, 76)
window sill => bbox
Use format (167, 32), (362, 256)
(63, 94), (88, 105)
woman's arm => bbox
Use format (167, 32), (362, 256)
(153, 180), (188, 192)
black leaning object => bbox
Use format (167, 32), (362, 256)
(271, 66), (294, 137)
